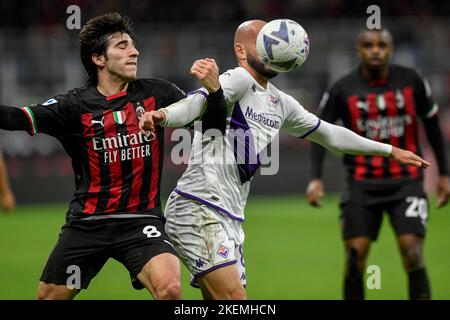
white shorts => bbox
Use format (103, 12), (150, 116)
(164, 191), (246, 288)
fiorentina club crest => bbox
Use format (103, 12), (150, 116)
(113, 110), (126, 124)
(217, 244), (229, 258)
(268, 94), (280, 107)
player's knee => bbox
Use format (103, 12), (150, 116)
(154, 278), (181, 300)
(37, 283), (75, 300)
(38, 283), (57, 300)
(401, 246), (423, 271)
(37, 286), (50, 300)
(228, 287), (246, 300)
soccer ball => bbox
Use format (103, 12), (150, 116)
(256, 19), (310, 73)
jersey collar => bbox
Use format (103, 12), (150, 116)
(96, 81), (134, 101)
(358, 65), (390, 87)
(106, 91), (127, 101)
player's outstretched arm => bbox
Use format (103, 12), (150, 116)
(307, 120), (430, 168)
(0, 105), (31, 131)
(422, 116), (450, 208)
(306, 135), (329, 208)
(139, 58), (226, 133)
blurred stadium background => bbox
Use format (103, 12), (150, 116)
(0, 0), (448, 299)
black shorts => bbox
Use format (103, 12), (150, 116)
(339, 181), (428, 241)
(40, 216), (176, 290)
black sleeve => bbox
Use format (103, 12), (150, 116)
(0, 105), (30, 131)
(412, 70), (438, 119)
(310, 84), (342, 180)
(200, 87), (227, 135)
(19, 95), (78, 137)
(165, 81), (187, 105)
(422, 115), (449, 176)
(140, 78), (187, 108)
(159, 78), (227, 134)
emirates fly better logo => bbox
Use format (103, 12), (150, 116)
(91, 107), (156, 164)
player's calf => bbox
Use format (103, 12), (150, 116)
(344, 237), (371, 300)
(344, 248), (365, 300)
(397, 235), (430, 299)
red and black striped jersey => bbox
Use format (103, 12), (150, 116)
(20, 79), (185, 219)
(316, 64), (438, 183)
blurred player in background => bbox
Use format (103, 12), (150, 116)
(0, 153), (15, 213)
(306, 29), (450, 300)
(141, 21), (430, 300)
(0, 12), (225, 299)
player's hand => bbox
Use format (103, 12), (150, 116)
(0, 190), (15, 214)
(436, 175), (450, 209)
(306, 179), (324, 208)
(139, 110), (165, 134)
(190, 58), (220, 93)
(390, 146), (430, 169)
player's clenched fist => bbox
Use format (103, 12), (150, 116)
(190, 58), (220, 93)
(306, 179), (324, 208)
(139, 110), (166, 133)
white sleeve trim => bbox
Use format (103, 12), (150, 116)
(425, 103), (439, 118)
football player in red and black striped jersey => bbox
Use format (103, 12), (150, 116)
(0, 13), (226, 299)
(307, 29), (449, 300)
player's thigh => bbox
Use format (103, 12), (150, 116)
(387, 183), (428, 238)
(340, 191), (383, 241)
(164, 192), (245, 286)
(111, 217), (179, 291)
(39, 221), (109, 292)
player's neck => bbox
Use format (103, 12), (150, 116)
(96, 74), (129, 97)
(361, 66), (389, 82)
(241, 64), (268, 88)
(253, 73), (268, 89)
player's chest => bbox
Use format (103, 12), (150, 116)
(233, 91), (284, 134)
(344, 85), (418, 119)
(80, 97), (156, 138)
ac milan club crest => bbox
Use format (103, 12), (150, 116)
(136, 105), (146, 121)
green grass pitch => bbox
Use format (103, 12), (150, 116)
(0, 196), (449, 300)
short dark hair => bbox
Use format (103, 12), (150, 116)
(356, 28), (393, 46)
(79, 12), (136, 85)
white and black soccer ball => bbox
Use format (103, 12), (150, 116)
(256, 19), (310, 73)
